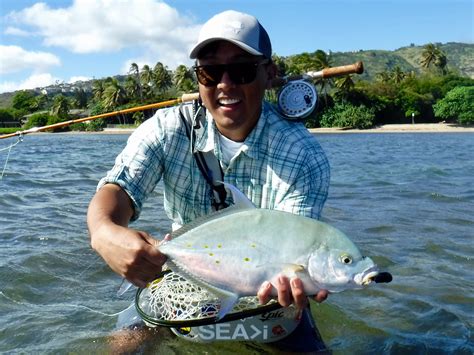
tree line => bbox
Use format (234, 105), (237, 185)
(0, 43), (472, 133)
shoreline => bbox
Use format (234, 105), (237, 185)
(308, 123), (474, 134)
(100, 123), (474, 135)
(3, 123), (473, 138)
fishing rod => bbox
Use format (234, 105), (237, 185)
(0, 61), (363, 140)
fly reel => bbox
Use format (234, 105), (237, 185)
(277, 80), (317, 121)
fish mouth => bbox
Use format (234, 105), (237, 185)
(358, 268), (393, 286)
(361, 270), (380, 285)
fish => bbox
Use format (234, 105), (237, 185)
(158, 183), (392, 320)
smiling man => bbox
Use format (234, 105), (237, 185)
(88, 10), (330, 352)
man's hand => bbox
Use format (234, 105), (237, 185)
(90, 224), (167, 288)
(87, 184), (167, 288)
(257, 276), (328, 316)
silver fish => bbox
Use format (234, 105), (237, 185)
(158, 184), (391, 319)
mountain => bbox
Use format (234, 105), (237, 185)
(328, 42), (473, 81)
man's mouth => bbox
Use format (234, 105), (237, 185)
(218, 98), (241, 106)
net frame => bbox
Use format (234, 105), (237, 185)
(135, 270), (281, 327)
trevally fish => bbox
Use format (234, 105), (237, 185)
(158, 183), (392, 319)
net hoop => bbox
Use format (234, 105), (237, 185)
(135, 270), (281, 327)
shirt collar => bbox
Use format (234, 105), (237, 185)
(193, 103), (269, 161)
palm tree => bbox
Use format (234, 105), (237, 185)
(334, 75), (355, 98)
(391, 66), (406, 84)
(129, 62), (143, 101)
(92, 79), (106, 102)
(50, 94), (70, 119)
(174, 65), (196, 93)
(152, 62), (172, 95)
(124, 76), (140, 102)
(420, 43), (447, 72)
(140, 65), (153, 88)
(102, 78), (126, 111)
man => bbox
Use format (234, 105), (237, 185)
(88, 10), (330, 352)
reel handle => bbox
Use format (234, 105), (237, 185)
(271, 61), (364, 87)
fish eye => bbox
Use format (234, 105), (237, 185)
(339, 254), (353, 265)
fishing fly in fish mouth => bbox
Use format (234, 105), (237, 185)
(87, 9), (391, 352)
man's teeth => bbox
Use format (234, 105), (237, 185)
(219, 98), (240, 105)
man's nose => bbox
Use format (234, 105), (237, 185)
(217, 71), (237, 88)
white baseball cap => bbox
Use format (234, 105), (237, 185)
(189, 10), (272, 59)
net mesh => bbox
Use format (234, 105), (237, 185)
(136, 271), (276, 325)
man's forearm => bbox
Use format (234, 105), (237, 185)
(87, 183), (134, 235)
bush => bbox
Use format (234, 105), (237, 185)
(433, 86), (474, 124)
(320, 103), (375, 129)
(23, 112), (52, 129)
(86, 119), (106, 131)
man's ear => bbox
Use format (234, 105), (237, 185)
(265, 62), (277, 89)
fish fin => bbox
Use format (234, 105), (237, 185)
(216, 292), (240, 320)
(166, 260), (239, 320)
(257, 263), (306, 278)
(220, 182), (255, 209)
(117, 279), (133, 296)
(169, 204), (252, 240)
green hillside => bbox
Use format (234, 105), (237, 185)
(327, 42), (473, 81)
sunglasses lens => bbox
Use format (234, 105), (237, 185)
(195, 65), (223, 86)
(227, 63), (258, 85)
(195, 61), (265, 87)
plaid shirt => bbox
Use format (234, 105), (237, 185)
(99, 102), (330, 227)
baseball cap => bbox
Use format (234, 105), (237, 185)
(189, 10), (272, 59)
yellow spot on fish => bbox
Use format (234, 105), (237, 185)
(209, 253), (214, 256)
(215, 260), (220, 264)
(186, 243), (192, 248)
(204, 245), (209, 248)
(217, 244), (222, 248)
(244, 257), (251, 262)
(250, 243), (256, 248)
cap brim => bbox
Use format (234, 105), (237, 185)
(189, 37), (263, 59)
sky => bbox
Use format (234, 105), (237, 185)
(0, 0), (472, 94)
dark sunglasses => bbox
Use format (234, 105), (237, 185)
(193, 60), (269, 87)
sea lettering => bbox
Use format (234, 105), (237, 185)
(197, 323), (269, 340)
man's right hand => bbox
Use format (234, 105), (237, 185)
(87, 183), (167, 288)
(90, 223), (167, 288)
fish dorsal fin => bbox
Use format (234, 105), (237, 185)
(221, 182), (255, 209)
(166, 260), (239, 320)
(170, 205), (252, 240)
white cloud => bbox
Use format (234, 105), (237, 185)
(4, 26), (33, 37)
(7, 0), (201, 68)
(0, 73), (60, 93)
(0, 45), (61, 75)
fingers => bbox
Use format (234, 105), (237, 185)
(290, 278), (308, 309)
(313, 289), (329, 303)
(277, 276), (292, 307)
(257, 281), (272, 304)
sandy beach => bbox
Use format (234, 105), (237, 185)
(308, 123), (474, 134)
(101, 122), (474, 135)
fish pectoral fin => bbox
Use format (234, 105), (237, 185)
(281, 263), (306, 278)
(256, 263), (307, 279)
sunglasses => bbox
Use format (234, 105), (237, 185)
(193, 60), (269, 87)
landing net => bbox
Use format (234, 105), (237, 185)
(135, 270), (279, 327)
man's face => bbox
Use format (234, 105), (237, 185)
(196, 41), (275, 142)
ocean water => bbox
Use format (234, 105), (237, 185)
(0, 132), (472, 354)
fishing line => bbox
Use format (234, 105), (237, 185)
(0, 290), (130, 317)
(0, 134), (22, 179)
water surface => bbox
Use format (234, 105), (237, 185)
(0, 132), (472, 353)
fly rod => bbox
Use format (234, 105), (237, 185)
(0, 61), (363, 140)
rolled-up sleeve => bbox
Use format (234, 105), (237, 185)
(98, 115), (165, 220)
